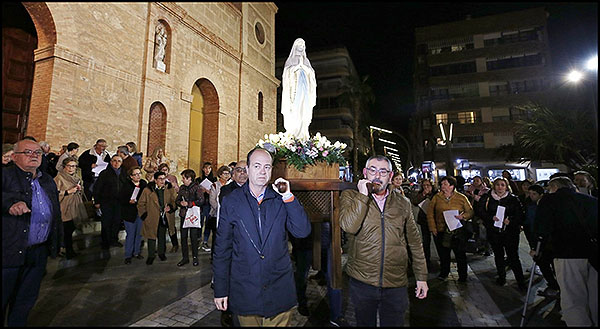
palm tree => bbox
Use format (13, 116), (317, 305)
(338, 75), (375, 179)
(501, 102), (597, 172)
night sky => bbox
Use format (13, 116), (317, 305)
(274, 2), (598, 132)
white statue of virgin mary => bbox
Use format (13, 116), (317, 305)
(281, 38), (317, 141)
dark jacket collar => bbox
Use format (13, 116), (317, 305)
(242, 181), (279, 202)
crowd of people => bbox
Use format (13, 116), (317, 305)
(3, 137), (597, 327)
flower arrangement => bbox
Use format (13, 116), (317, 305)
(257, 132), (348, 171)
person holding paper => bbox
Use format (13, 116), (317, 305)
(137, 171), (177, 265)
(78, 139), (111, 201)
(427, 176), (473, 282)
(196, 162), (216, 252)
(93, 155), (127, 250)
(120, 166), (147, 264)
(476, 177), (526, 290)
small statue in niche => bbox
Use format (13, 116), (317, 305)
(154, 23), (167, 72)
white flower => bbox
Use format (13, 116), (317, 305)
(340, 143), (347, 149)
(258, 139), (265, 147)
(333, 141), (341, 148)
(270, 133), (280, 144)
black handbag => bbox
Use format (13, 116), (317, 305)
(206, 216), (217, 231)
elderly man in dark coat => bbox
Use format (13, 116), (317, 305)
(2, 139), (62, 326)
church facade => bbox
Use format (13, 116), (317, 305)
(4, 2), (278, 175)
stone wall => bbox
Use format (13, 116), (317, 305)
(30, 2), (279, 174)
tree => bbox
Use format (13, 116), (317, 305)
(498, 101), (597, 173)
(338, 75), (375, 179)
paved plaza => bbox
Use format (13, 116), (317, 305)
(27, 222), (566, 327)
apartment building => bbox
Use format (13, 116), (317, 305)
(412, 7), (566, 181)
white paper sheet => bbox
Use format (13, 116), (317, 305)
(418, 198), (431, 215)
(443, 210), (463, 231)
(91, 162), (108, 176)
(494, 205), (506, 228)
(130, 187), (140, 200)
(200, 178), (213, 191)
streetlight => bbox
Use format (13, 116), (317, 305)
(566, 54), (598, 133)
(566, 70), (584, 83)
(438, 121), (454, 176)
(587, 55), (598, 71)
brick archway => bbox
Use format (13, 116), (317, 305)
(147, 102), (167, 157)
(2, 3), (57, 142)
(195, 79), (219, 168)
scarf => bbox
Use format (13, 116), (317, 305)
(490, 190), (508, 201)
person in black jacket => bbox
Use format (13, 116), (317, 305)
(477, 177), (527, 290)
(94, 154), (127, 249)
(410, 178), (437, 269)
(2, 139), (62, 326)
(176, 169), (204, 267)
(534, 177), (598, 326)
(120, 166), (147, 264)
(196, 162), (216, 251)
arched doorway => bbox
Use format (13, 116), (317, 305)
(147, 102), (167, 157)
(188, 78), (219, 175)
(2, 3), (37, 143)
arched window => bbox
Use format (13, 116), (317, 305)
(147, 102), (167, 156)
(258, 92), (264, 122)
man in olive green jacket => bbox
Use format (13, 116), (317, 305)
(340, 155), (428, 327)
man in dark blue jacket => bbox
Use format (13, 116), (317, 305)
(2, 139), (61, 326)
(213, 148), (311, 326)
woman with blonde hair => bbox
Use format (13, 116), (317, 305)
(476, 177), (526, 290)
(54, 156), (88, 259)
(143, 147), (169, 182)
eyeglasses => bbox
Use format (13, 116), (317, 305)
(14, 149), (43, 157)
(366, 167), (390, 176)
(131, 172), (141, 176)
(222, 172), (231, 176)
(65, 164), (78, 168)
(234, 167), (247, 173)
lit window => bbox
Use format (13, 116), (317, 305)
(435, 113), (448, 124)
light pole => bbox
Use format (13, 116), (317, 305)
(439, 122), (454, 176)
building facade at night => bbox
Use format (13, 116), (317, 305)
(411, 7), (567, 182)
(2, 2), (278, 176)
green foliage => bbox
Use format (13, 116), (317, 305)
(502, 102), (598, 171)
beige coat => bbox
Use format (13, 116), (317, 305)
(426, 191), (474, 234)
(54, 171), (88, 224)
(137, 182), (177, 239)
(340, 189), (428, 287)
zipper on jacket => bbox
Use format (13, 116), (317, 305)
(379, 211), (385, 287)
(257, 204), (263, 243)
